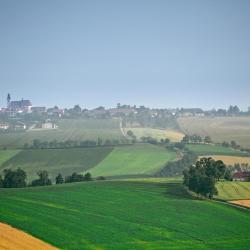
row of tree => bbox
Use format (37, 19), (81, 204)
(24, 138), (132, 149)
(0, 169), (100, 188)
(183, 158), (231, 198)
(182, 135), (212, 144)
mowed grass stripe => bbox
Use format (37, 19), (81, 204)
(0, 181), (250, 249)
(89, 144), (177, 177)
(216, 182), (250, 200)
(1, 147), (114, 181)
(0, 150), (20, 166)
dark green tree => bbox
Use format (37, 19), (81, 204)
(3, 168), (27, 188)
(84, 172), (92, 181)
(31, 170), (52, 186)
(55, 173), (64, 184)
(0, 175), (3, 188)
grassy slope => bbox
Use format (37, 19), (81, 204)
(125, 127), (184, 142)
(0, 118), (123, 148)
(186, 144), (247, 156)
(0, 181), (250, 249)
(0, 150), (20, 166)
(216, 182), (250, 200)
(89, 144), (177, 177)
(1, 147), (113, 181)
(178, 116), (250, 148)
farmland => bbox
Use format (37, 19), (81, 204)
(200, 155), (250, 166)
(125, 127), (184, 142)
(216, 182), (250, 200)
(0, 147), (113, 181)
(186, 144), (247, 156)
(89, 144), (177, 177)
(0, 118), (124, 148)
(0, 150), (20, 165)
(0, 222), (58, 250)
(0, 180), (250, 249)
(178, 116), (250, 148)
(0, 144), (177, 181)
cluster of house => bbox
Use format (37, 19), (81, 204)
(232, 171), (250, 182)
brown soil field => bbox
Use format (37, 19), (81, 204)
(229, 200), (250, 208)
(0, 222), (58, 250)
(198, 155), (250, 166)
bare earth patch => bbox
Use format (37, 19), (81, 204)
(229, 200), (250, 208)
(0, 222), (58, 250)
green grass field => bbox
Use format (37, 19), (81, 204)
(0, 118), (123, 148)
(89, 144), (177, 177)
(1, 147), (113, 181)
(0, 150), (20, 165)
(0, 180), (250, 249)
(186, 144), (248, 156)
(178, 116), (250, 148)
(216, 182), (250, 200)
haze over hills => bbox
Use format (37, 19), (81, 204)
(1, 1), (250, 250)
(1, 1), (250, 109)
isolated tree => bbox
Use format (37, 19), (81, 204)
(31, 170), (52, 186)
(55, 173), (64, 184)
(183, 157), (226, 198)
(97, 137), (103, 146)
(84, 172), (92, 181)
(3, 168), (27, 188)
(0, 175), (3, 188)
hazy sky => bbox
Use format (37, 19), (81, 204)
(0, 0), (250, 109)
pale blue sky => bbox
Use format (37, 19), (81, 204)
(0, 0), (250, 109)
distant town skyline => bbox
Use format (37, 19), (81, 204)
(0, 1), (250, 110)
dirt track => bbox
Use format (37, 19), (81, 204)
(229, 200), (250, 208)
(0, 222), (58, 250)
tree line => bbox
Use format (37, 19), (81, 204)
(23, 138), (133, 150)
(0, 169), (105, 188)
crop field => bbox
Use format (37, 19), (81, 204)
(199, 155), (250, 166)
(0, 118), (123, 148)
(178, 116), (250, 148)
(0, 180), (250, 249)
(89, 144), (177, 177)
(229, 200), (250, 208)
(0, 222), (58, 250)
(186, 144), (248, 156)
(216, 182), (250, 200)
(0, 147), (113, 181)
(125, 127), (184, 142)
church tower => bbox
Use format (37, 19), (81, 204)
(7, 93), (11, 108)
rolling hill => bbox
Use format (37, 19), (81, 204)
(178, 116), (250, 148)
(0, 180), (249, 249)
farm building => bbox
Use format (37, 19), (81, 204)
(233, 171), (250, 181)
(0, 123), (9, 130)
(8, 99), (32, 113)
(41, 122), (57, 129)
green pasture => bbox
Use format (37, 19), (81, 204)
(0, 180), (250, 249)
(89, 144), (177, 177)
